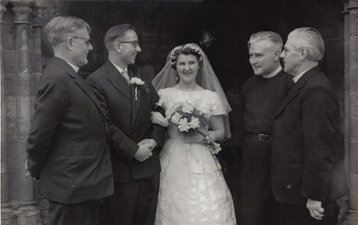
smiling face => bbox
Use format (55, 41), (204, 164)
(118, 30), (141, 66)
(176, 54), (200, 85)
(249, 39), (279, 76)
(280, 36), (302, 76)
(70, 28), (93, 67)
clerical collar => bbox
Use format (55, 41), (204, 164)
(262, 65), (282, 79)
(66, 62), (79, 73)
(110, 60), (128, 74)
(293, 68), (312, 83)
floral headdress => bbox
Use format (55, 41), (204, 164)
(169, 43), (204, 67)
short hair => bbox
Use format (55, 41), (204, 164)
(170, 44), (203, 70)
(248, 31), (283, 52)
(288, 27), (325, 61)
(44, 16), (91, 47)
(104, 24), (136, 50)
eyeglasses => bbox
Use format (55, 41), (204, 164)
(118, 41), (140, 48)
(71, 36), (92, 47)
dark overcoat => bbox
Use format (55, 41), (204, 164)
(272, 67), (347, 205)
(27, 57), (114, 204)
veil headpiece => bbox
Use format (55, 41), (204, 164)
(152, 43), (232, 139)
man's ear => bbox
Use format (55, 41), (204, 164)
(299, 48), (308, 60)
(66, 37), (75, 50)
(274, 50), (281, 61)
(114, 42), (121, 53)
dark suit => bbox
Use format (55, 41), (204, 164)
(27, 57), (113, 224)
(240, 69), (292, 225)
(87, 60), (165, 225)
(272, 67), (348, 225)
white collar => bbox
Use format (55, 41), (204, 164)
(293, 68), (312, 83)
(66, 62), (80, 73)
(262, 65), (282, 79)
(110, 60), (128, 74)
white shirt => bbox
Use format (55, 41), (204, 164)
(110, 60), (128, 75)
(262, 65), (283, 79)
(66, 62), (79, 73)
(293, 68), (312, 83)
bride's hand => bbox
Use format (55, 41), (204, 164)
(204, 131), (216, 145)
(151, 111), (169, 127)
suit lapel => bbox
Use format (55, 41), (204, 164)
(52, 58), (105, 114)
(274, 67), (320, 118)
(105, 61), (132, 100)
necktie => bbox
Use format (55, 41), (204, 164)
(122, 70), (130, 85)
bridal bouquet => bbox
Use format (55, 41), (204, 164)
(161, 101), (221, 154)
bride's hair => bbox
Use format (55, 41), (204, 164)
(169, 44), (203, 69)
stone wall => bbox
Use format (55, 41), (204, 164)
(1, 1), (43, 224)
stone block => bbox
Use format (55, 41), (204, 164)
(30, 51), (42, 73)
(3, 50), (16, 74)
(21, 176), (35, 201)
(1, 102), (7, 138)
(1, 173), (10, 203)
(1, 206), (17, 225)
(1, 141), (8, 173)
(18, 96), (32, 140)
(16, 49), (30, 76)
(3, 73), (17, 97)
(9, 172), (23, 200)
(2, 24), (16, 50)
(8, 140), (26, 172)
(349, 142), (358, 174)
(17, 72), (31, 97)
(5, 96), (18, 139)
(29, 73), (40, 96)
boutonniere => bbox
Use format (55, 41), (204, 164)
(130, 77), (150, 100)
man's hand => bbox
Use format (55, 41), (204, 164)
(138, 139), (157, 151)
(150, 111), (169, 127)
(306, 198), (324, 220)
(134, 145), (152, 162)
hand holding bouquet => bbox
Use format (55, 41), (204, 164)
(165, 101), (221, 154)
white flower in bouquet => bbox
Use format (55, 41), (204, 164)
(182, 103), (195, 114)
(189, 116), (200, 129)
(177, 118), (190, 132)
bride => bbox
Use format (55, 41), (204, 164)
(151, 43), (236, 225)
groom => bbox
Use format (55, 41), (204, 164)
(87, 24), (166, 225)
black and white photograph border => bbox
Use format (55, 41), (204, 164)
(1, 0), (357, 224)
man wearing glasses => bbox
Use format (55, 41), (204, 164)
(87, 24), (166, 225)
(27, 16), (114, 225)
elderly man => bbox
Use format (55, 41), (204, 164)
(27, 16), (113, 225)
(240, 31), (293, 225)
(272, 27), (348, 225)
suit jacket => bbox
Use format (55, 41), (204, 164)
(272, 67), (347, 205)
(27, 57), (114, 204)
(87, 60), (166, 183)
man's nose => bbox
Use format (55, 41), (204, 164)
(280, 51), (285, 58)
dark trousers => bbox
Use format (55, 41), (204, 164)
(240, 136), (279, 225)
(278, 202), (338, 225)
(100, 174), (160, 225)
(49, 200), (100, 225)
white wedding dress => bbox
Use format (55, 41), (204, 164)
(155, 88), (236, 225)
